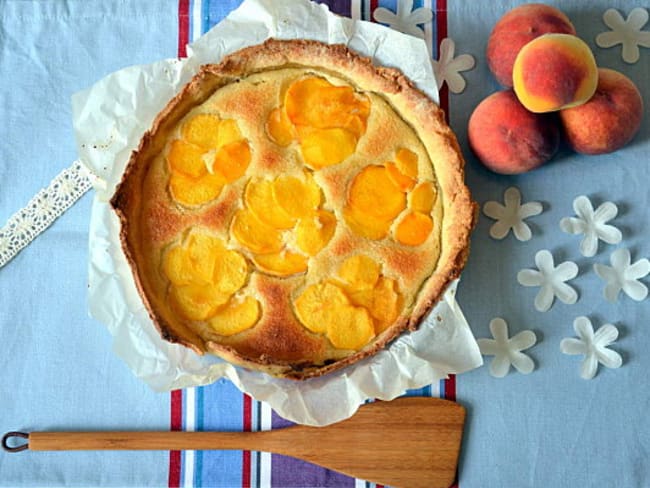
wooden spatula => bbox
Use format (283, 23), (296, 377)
(3, 397), (464, 488)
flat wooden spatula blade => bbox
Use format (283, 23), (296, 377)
(272, 397), (465, 488)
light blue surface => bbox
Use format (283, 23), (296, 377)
(193, 380), (245, 488)
(451, 1), (650, 487)
(2, 0), (650, 487)
(0, 1), (178, 486)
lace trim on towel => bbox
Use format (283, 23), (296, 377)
(0, 160), (93, 268)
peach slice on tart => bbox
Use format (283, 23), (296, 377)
(166, 114), (251, 207)
(293, 255), (403, 348)
(208, 296), (261, 337)
(162, 228), (257, 326)
(294, 210), (337, 257)
(269, 75), (371, 170)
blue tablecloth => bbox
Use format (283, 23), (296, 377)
(1, 1), (649, 487)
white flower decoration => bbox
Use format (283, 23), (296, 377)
(431, 38), (475, 94)
(594, 248), (650, 302)
(483, 187), (542, 241)
(477, 318), (536, 377)
(560, 195), (622, 257)
(517, 250), (579, 312)
(560, 316), (622, 380)
(373, 0), (432, 39)
(596, 7), (650, 64)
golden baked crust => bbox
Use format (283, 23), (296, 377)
(111, 39), (476, 379)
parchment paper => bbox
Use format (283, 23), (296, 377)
(74, 0), (482, 426)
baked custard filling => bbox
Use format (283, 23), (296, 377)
(148, 70), (442, 351)
(113, 40), (474, 378)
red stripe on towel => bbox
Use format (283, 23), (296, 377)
(169, 4), (190, 484)
(178, 0), (190, 58)
(370, 0), (378, 18)
(169, 389), (183, 488)
(242, 394), (253, 487)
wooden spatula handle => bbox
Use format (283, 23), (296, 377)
(28, 431), (267, 452)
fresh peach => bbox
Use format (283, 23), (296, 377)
(468, 90), (560, 174)
(487, 4), (576, 87)
(560, 68), (644, 155)
(513, 33), (598, 113)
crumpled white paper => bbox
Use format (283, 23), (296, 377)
(73, 0), (482, 426)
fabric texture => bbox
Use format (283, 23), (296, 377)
(0, 2), (178, 486)
(1, 1), (649, 487)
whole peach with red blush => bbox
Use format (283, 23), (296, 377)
(560, 68), (644, 155)
(468, 90), (560, 174)
(487, 3), (576, 87)
(513, 34), (598, 113)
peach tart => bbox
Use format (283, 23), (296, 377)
(111, 39), (475, 379)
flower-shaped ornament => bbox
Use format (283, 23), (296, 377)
(560, 195), (622, 257)
(483, 186), (542, 241)
(594, 248), (650, 302)
(373, 0), (433, 39)
(517, 250), (578, 312)
(477, 318), (537, 377)
(560, 316), (622, 379)
(596, 7), (650, 64)
(432, 38), (476, 94)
